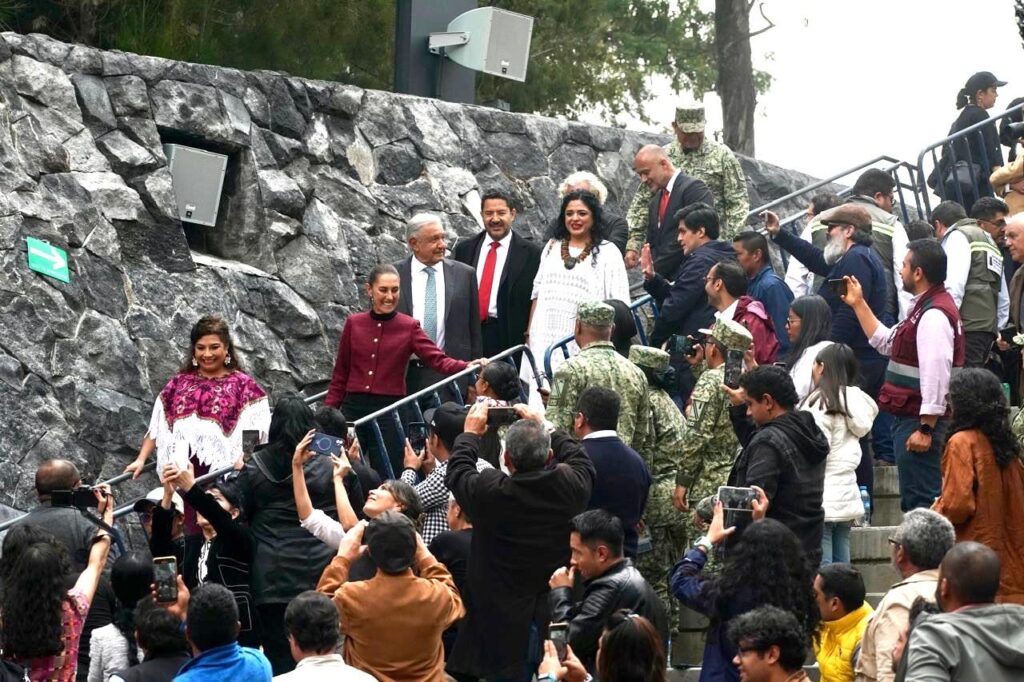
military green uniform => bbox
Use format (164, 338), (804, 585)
(628, 346), (689, 604)
(676, 319), (753, 543)
(626, 106), (750, 250)
(546, 302), (654, 453)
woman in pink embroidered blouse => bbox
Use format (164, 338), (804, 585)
(124, 315), (271, 480)
(2, 487), (115, 681)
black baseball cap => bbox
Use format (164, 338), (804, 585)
(423, 402), (468, 444)
(364, 511), (417, 574)
(965, 71), (1007, 95)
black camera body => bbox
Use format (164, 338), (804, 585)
(51, 487), (99, 509)
(668, 333), (703, 357)
(1007, 121), (1024, 140)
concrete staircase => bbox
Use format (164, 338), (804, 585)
(666, 465), (903, 681)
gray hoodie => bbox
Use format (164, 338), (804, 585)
(905, 604), (1024, 681)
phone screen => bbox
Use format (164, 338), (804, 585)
(242, 430), (260, 458)
(827, 278), (848, 297)
(407, 422), (428, 454)
(724, 349), (744, 389)
(549, 622), (568, 662)
(153, 557), (178, 603)
(309, 432), (343, 457)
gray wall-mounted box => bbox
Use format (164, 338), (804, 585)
(162, 144), (228, 227)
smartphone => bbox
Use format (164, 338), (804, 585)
(407, 422), (428, 454)
(717, 486), (758, 511)
(668, 334), (696, 357)
(487, 406), (519, 427)
(153, 556), (178, 604)
(724, 348), (744, 389)
(549, 622), (569, 662)
(242, 430), (260, 459)
(827, 278), (848, 297)
(308, 432), (344, 457)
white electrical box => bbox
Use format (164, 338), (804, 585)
(162, 144), (228, 227)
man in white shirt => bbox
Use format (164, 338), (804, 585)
(396, 212), (482, 400)
(274, 591), (375, 681)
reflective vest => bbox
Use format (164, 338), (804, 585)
(848, 196), (902, 319)
(809, 216), (828, 293)
(940, 218), (1003, 334)
(878, 284), (964, 417)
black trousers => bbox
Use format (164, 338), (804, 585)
(257, 603), (294, 676)
(342, 393), (406, 479)
(481, 317), (503, 358)
(964, 330), (995, 368)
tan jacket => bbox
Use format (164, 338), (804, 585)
(991, 158), (1024, 216)
(854, 569), (939, 682)
(317, 553), (465, 682)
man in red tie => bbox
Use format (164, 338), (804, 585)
(453, 191), (542, 358)
(629, 145), (714, 279)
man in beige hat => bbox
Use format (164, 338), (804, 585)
(626, 104), (750, 260)
(546, 301), (653, 452)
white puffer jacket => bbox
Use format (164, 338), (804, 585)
(800, 386), (879, 522)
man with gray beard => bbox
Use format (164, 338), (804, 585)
(765, 205), (888, 492)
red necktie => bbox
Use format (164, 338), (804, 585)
(658, 189), (670, 225)
(478, 241), (501, 321)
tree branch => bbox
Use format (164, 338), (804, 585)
(747, 2), (775, 39)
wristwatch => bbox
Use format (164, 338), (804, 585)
(694, 535), (714, 554)
(916, 423), (934, 436)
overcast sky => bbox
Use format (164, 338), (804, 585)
(584, 0), (1024, 180)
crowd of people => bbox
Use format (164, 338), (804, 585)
(4, 86), (1024, 682)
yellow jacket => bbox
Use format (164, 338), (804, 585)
(815, 602), (874, 682)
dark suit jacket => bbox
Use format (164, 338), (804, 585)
(581, 435), (652, 558)
(394, 255), (482, 362)
(646, 172), (715, 278)
(453, 231), (541, 353)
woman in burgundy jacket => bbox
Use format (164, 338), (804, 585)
(325, 263), (483, 478)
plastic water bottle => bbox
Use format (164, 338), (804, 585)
(860, 486), (872, 527)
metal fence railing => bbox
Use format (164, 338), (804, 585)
(0, 344), (544, 532)
(543, 294), (659, 380)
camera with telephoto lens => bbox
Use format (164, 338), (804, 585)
(51, 486), (101, 509)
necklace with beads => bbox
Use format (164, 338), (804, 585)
(561, 238), (593, 270)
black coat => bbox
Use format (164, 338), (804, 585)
(645, 172), (715, 278)
(549, 559), (668, 673)
(444, 430), (595, 678)
(581, 436), (652, 558)
(237, 445), (339, 605)
(645, 239), (737, 347)
(150, 486), (258, 647)
(452, 231), (541, 354)
(727, 407), (830, 565)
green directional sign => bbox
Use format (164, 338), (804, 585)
(25, 237), (70, 283)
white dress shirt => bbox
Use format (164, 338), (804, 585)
(785, 222), (815, 299)
(715, 299), (739, 323)
(941, 230), (1010, 329)
(411, 256), (447, 350)
(475, 230), (513, 319)
(662, 170), (682, 203)
(272, 654), (376, 681)
(582, 430), (618, 440)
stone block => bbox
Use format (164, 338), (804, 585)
(258, 169), (305, 219)
(104, 75), (150, 117)
(96, 129), (160, 176)
(850, 525), (895, 561)
(873, 496), (904, 528)
(72, 73), (116, 134)
(855, 561), (901, 594)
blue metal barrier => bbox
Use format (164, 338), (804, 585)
(543, 294), (659, 380)
(915, 101), (1024, 216)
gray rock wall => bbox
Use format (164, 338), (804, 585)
(0, 31), (825, 510)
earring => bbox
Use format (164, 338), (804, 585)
(225, 356), (232, 366)
(192, 358), (198, 367)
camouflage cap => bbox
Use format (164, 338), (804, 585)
(674, 105), (706, 133)
(577, 300), (615, 326)
(708, 318), (753, 351)
(628, 345), (670, 370)
(695, 494), (715, 523)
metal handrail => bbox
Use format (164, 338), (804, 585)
(1, 344), (544, 529)
(915, 101), (1024, 215)
(543, 294), (659, 380)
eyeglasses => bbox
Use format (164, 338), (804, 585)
(980, 218), (1007, 229)
(888, 537), (901, 547)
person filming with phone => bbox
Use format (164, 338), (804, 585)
(839, 239), (964, 513)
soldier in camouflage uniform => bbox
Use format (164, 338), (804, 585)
(675, 318), (753, 543)
(546, 301), (653, 453)
(628, 345), (688, 604)
(626, 105), (750, 262)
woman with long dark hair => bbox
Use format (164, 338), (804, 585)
(933, 71), (1007, 206)
(597, 610), (668, 682)
(236, 394), (339, 675)
(125, 315), (270, 479)
(86, 552), (154, 682)
(933, 368), (1024, 604)
(522, 190), (630, 407)
(799, 343), (877, 565)
(2, 489), (115, 681)
(670, 498), (819, 681)
(783, 295), (833, 400)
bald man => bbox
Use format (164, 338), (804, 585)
(11, 459), (97, 571)
(904, 542), (1024, 681)
(627, 144), (714, 278)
